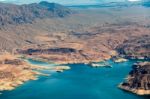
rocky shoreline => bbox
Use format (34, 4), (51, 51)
(1, 52), (150, 96)
(0, 53), (73, 92)
(26, 56), (110, 65)
(0, 53), (51, 91)
(16, 47), (116, 65)
(119, 84), (150, 95)
(119, 62), (150, 95)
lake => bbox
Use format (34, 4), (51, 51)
(0, 59), (149, 99)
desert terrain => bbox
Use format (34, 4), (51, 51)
(0, 1), (150, 95)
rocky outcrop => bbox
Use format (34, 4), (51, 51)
(16, 47), (107, 64)
(17, 48), (77, 55)
(119, 62), (150, 95)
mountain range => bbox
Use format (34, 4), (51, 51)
(0, 1), (73, 27)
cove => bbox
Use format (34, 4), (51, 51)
(0, 59), (149, 99)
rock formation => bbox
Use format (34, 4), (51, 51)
(119, 62), (150, 95)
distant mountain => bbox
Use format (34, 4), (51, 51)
(68, 1), (150, 9)
(68, 2), (141, 8)
(142, 1), (150, 7)
(0, 1), (73, 27)
(39, 1), (73, 16)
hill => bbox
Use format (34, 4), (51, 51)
(0, 1), (73, 27)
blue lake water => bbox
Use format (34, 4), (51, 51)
(0, 59), (149, 99)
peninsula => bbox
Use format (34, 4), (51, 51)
(119, 62), (150, 95)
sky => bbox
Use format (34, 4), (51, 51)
(0, 0), (143, 5)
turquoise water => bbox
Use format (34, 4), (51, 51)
(0, 60), (149, 99)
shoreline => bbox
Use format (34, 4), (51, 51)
(119, 62), (150, 96)
(0, 53), (51, 92)
(119, 84), (150, 96)
(26, 56), (111, 65)
(0, 53), (149, 95)
(0, 53), (109, 92)
(0, 54), (74, 92)
(0, 67), (50, 92)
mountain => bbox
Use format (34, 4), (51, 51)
(142, 1), (150, 7)
(0, 1), (73, 27)
(68, 1), (150, 9)
(68, 2), (141, 8)
(39, 1), (73, 17)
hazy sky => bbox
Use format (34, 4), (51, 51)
(0, 0), (143, 5)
